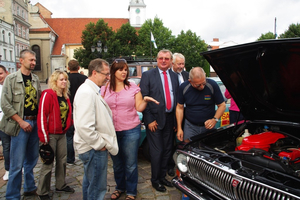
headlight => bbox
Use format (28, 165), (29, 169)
(176, 153), (188, 173)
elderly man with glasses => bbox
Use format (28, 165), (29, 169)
(176, 67), (226, 143)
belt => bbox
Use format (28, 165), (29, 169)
(24, 115), (37, 120)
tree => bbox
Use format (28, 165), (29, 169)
(74, 19), (114, 68)
(171, 30), (210, 73)
(110, 23), (139, 59)
(257, 32), (276, 41)
(279, 23), (300, 38)
(137, 17), (174, 58)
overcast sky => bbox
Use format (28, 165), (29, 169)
(30, 0), (299, 45)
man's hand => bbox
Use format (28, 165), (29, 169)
(177, 129), (184, 141)
(204, 119), (217, 129)
(148, 120), (158, 132)
(19, 120), (32, 132)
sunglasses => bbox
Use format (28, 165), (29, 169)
(114, 59), (127, 64)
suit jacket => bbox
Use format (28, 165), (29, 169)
(140, 68), (179, 130)
(181, 70), (189, 81)
(73, 79), (118, 156)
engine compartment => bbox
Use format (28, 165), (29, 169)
(191, 122), (300, 179)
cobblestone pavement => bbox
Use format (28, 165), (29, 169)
(0, 83), (183, 200)
(0, 150), (182, 200)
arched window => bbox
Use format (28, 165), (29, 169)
(2, 30), (5, 42)
(32, 45), (41, 71)
(8, 33), (11, 44)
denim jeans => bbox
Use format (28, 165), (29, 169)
(66, 125), (75, 163)
(0, 130), (11, 171)
(111, 124), (140, 196)
(6, 119), (39, 200)
(79, 149), (108, 200)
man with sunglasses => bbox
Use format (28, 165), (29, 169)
(140, 49), (179, 192)
(176, 67), (226, 143)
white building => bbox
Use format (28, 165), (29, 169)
(0, 19), (16, 73)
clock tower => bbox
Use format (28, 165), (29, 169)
(128, 0), (146, 28)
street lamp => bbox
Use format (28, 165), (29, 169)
(91, 40), (108, 58)
(207, 45), (212, 51)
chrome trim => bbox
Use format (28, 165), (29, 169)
(176, 150), (300, 200)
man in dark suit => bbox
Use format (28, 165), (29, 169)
(140, 49), (179, 192)
(167, 53), (189, 176)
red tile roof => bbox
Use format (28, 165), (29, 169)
(44, 18), (129, 55)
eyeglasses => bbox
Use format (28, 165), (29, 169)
(158, 57), (171, 61)
(97, 71), (110, 77)
(191, 80), (206, 88)
(114, 59), (127, 64)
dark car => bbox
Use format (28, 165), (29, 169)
(172, 38), (300, 200)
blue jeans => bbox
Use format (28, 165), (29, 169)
(6, 119), (39, 200)
(79, 149), (108, 200)
(0, 130), (11, 171)
(66, 125), (75, 163)
(111, 124), (140, 196)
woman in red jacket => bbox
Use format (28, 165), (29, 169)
(37, 70), (74, 200)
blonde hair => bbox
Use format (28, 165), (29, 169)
(48, 70), (70, 99)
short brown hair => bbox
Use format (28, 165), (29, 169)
(68, 60), (80, 71)
(88, 58), (109, 77)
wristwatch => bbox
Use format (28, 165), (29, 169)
(213, 117), (219, 122)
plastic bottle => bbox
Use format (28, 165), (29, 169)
(182, 193), (190, 200)
(236, 129), (251, 146)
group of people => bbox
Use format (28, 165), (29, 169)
(0, 48), (228, 200)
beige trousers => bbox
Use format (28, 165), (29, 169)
(37, 134), (67, 195)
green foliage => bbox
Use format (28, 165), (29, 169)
(74, 19), (114, 68)
(279, 23), (300, 38)
(171, 30), (209, 73)
(257, 32), (276, 41)
(111, 23), (138, 59)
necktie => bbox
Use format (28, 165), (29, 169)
(163, 71), (171, 110)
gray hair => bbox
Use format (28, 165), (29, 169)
(157, 49), (173, 60)
(172, 53), (185, 63)
(88, 58), (109, 77)
(20, 49), (36, 59)
(189, 67), (206, 80)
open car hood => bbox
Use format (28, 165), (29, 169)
(201, 38), (300, 123)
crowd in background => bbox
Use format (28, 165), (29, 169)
(0, 48), (226, 200)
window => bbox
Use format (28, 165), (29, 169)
(16, 44), (19, 56)
(2, 30), (5, 42)
(32, 45), (41, 71)
(17, 6), (20, 16)
(18, 25), (21, 36)
(9, 50), (13, 61)
(3, 49), (6, 61)
(22, 27), (25, 38)
(22, 10), (24, 18)
(8, 33), (11, 44)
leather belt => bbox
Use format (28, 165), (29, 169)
(24, 115), (37, 120)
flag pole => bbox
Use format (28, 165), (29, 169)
(150, 31), (152, 63)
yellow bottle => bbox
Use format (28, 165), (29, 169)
(236, 129), (251, 146)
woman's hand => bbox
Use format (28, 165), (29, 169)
(144, 96), (159, 105)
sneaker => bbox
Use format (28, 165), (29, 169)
(56, 186), (75, 193)
(38, 195), (50, 200)
(3, 171), (9, 181)
(67, 162), (75, 165)
(23, 189), (37, 196)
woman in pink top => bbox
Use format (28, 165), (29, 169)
(224, 88), (244, 124)
(101, 59), (158, 200)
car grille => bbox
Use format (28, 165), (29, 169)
(188, 156), (300, 200)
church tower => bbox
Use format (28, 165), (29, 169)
(128, 0), (146, 28)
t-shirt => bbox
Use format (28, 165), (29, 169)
(177, 79), (224, 125)
(101, 82), (141, 131)
(22, 74), (38, 116)
(68, 73), (87, 107)
(57, 96), (69, 129)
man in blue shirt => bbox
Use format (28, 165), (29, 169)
(176, 67), (226, 142)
